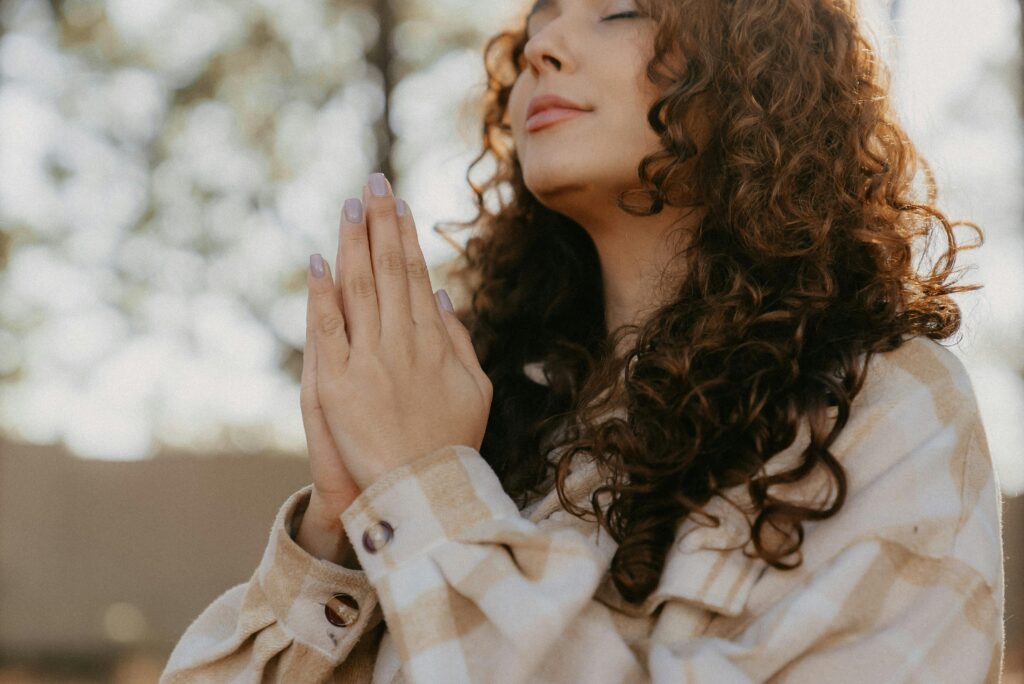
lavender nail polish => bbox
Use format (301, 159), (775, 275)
(310, 254), (325, 278)
(369, 173), (388, 197)
(344, 198), (363, 223)
(437, 288), (454, 313)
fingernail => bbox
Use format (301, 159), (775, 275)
(344, 198), (363, 223)
(437, 288), (454, 313)
(396, 198), (407, 216)
(369, 172), (388, 197)
(310, 254), (325, 278)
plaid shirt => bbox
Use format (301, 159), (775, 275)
(161, 335), (1005, 683)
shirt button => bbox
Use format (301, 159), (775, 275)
(362, 520), (394, 553)
(324, 592), (360, 627)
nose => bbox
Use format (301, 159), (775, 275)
(522, 18), (573, 74)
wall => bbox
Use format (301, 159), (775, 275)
(0, 437), (1021, 675)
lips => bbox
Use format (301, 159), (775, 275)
(526, 93), (592, 133)
(527, 93), (590, 120)
(526, 107), (589, 132)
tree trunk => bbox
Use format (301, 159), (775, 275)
(367, 0), (396, 181)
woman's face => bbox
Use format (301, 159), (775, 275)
(508, 0), (662, 216)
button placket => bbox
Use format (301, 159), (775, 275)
(324, 592), (360, 627)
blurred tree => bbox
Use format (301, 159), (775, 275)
(367, 0), (395, 180)
(0, 0), (520, 459)
(1, 0), (1019, 500)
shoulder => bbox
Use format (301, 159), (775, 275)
(832, 335), (990, 509)
(597, 336), (1002, 623)
(801, 335), (1002, 582)
(635, 337), (1005, 680)
(852, 334), (983, 423)
(714, 335), (1000, 615)
(683, 334), (999, 588)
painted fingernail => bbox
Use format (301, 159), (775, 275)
(396, 198), (407, 216)
(437, 288), (454, 313)
(310, 254), (325, 279)
(344, 198), (363, 223)
(369, 172), (388, 197)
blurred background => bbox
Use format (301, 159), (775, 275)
(0, 0), (1020, 681)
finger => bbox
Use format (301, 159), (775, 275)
(395, 199), (440, 327)
(333, 211), (347, 320)
(340, 196), (378, 351)
(308, 253), (349, 378)
(435, 289), (489, 390)
(363, 174), (413, 338)
(301, 290), (318, 403)
(300, 321), (343, 466)
(300, 316), (325, 427)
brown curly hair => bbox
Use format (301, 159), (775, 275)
(431, 0), (984, 605)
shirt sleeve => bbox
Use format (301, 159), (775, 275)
(338, 404), (1004, 684)
(160, 484), (385, 684)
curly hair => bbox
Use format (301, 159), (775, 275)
(431, 0), (984, 605)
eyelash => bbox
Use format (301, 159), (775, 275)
(603, 11), (640, 20)
(525, 10), (640, 41)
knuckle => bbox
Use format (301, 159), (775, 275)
(343, 230), (367, 249)
(318, 314), (345, 336)
(365, 201), (396, 222)
(479, 375), (493, 400)
(312, 286), (337, 305)
(349, 273), (377, 298)
(377, 250), (406, 276)
(405, 257), (429, 281)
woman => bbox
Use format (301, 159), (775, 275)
(161, 0), (1005, 681)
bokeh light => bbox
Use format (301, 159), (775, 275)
(4, 0), (1018, 494)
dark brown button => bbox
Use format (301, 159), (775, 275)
(324, 592), (359, 627)
(362, 520), (394, 553)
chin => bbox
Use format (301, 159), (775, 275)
(523, 157), (590, 187)
(524, 176), (586, 207)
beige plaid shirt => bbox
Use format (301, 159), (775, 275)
(160, 335), (1005, 683)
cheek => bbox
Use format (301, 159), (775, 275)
(508, 79), (521, 113)
(613, 75), (659, 138)
(507, 80), (528, 133)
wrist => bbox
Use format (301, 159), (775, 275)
(294, 504), (345, 564)
(307, 487), (354, 530)
(295, 489), (361, 568)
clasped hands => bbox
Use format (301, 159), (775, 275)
(300, 172), (492, 514)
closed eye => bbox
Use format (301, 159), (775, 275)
(525, 10), (641, 42)
(602, 11), (640, 20)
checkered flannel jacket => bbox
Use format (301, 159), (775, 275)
(160, 335), (1005, 683)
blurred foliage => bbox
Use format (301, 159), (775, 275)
(0, 0), (1020, 499)
(0, 0), (518, 459)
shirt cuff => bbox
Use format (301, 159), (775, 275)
(256, 484), (382, 661)
(340, 444), (520, 583)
